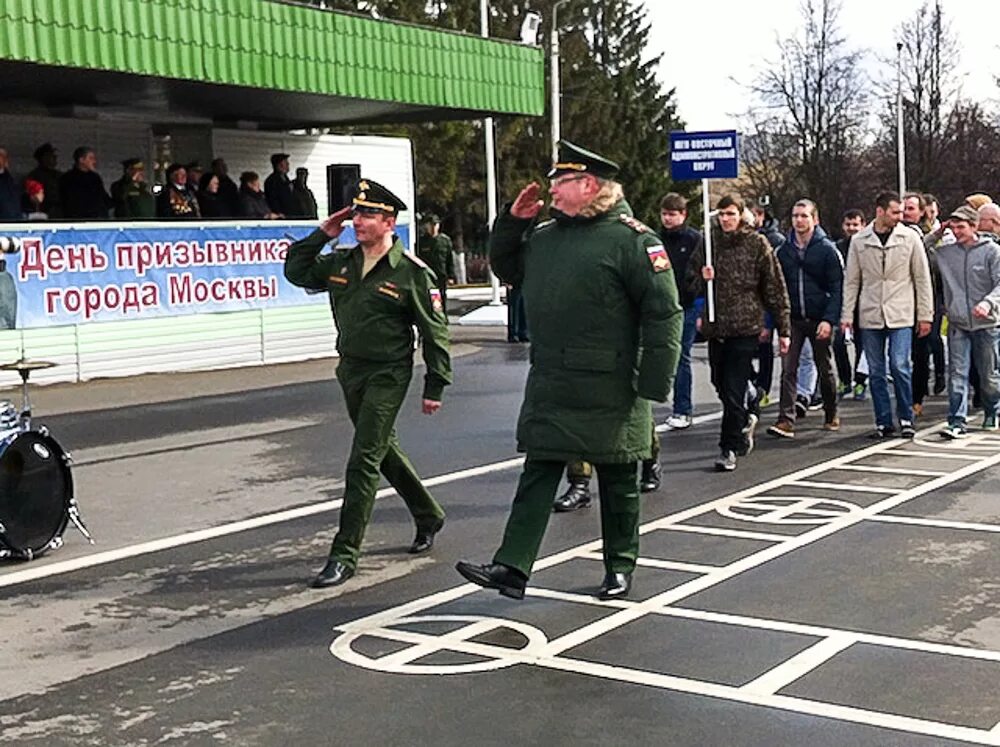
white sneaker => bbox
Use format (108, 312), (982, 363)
(665, 414), (693, 430)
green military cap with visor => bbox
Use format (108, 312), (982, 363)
(352, 178), (407, 216)
(548, 140), (620, 180)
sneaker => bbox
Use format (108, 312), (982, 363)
(808, 394), (824, 411)
(823, 416), (841, 431)
(933, 380), (946, 396)
(759, 393), (772, 407)
(714, 449), (737, 472)
(767, 420), (795, 439)
(982, 415), (999, 431)
(899, 420), (916, 439)
(794, 395), (809, 419)
(941, 424), (969, 440)
(837, 383), (852, 399)
(869, 425), (895, 439)
(738, 413), (759, 455)
(853, 384), (868, 401)
(665, 414), (693, 430)
(912, 403), (923, 417)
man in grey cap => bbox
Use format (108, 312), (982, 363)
(934, 204), (1000, 438)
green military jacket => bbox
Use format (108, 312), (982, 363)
(416, 232), (455, 285)
(284, 228), (452, 400)
(491, 199), (682, 463)
(111, 176), (155, 219)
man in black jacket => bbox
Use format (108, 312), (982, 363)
(59, 147), (112, 219)
(767, 199), (843, 438)
(659, 192), (703, 431)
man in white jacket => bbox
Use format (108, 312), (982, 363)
(841, 191), (934, 439)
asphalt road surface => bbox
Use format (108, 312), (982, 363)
(1, 330), (999, 746)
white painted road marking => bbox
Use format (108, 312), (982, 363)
(332, 427), (1000, 745)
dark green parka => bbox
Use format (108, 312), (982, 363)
(490, 199), (682, 463)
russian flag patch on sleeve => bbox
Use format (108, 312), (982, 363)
(646, 244), (671, 272)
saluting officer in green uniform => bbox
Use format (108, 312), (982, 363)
(284, 179), (452, 589)
(416, 214), (455, 315)
(456, 142), (683, 600)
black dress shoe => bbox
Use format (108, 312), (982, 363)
(597, 572), (632, 600)
(639, 459), (661, 493)
(455, 561), (526, 600)
(553, 479), (592, 512)
(408, 517), (444, 554)
(310, 560), (355, 589)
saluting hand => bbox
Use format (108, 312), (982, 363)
(510, 183), (544, 219)
(320, 206), (353, 238)
(422, 399), (442, 415)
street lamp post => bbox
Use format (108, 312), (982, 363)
(481, 0), (501, 306)
(550, 0), (568, 161)
(896, 41), (907, 196)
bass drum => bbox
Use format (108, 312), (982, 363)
(0, 429), (73, 560)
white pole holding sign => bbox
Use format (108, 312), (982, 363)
(701, 178), (715, 323)
(668, 129), (739, 327)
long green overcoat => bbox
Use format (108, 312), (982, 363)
(490, 199), (682, 463)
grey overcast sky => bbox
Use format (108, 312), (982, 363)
(645, 0), (1000, 130)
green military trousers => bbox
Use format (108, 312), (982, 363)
(566, 424), (660, 480)
(494, 458), (640, 578)
(329, 357), (445, 569)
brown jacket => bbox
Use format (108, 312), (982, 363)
(686, 225), (791, 339)
(841, 223), (933, 329)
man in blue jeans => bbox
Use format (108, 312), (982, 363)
(658, 192), (703, 430)
(934, 204), (1000, 438)
(841, 191), (934, 439)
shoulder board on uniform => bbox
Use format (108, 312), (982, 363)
(619, 215), (654, 234)
(403, 251), (430, 270)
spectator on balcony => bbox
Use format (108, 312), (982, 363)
(0, 148), (20, 221)
(239, 171), (280, 220)
(197, 173), (226, 219)
(211, 158), (240, 217)
(22, 179), (47, 221)
(60, 146), (113, 219)
(111, 159), (155, 219)
(156, 163), (200, 219)
(290, 167), (318, 219)
(26, 143), (62, 218)
(264, 152), (294, 217)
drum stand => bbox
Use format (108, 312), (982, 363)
(1, 357), (94, 547)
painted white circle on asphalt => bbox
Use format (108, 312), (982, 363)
(717, 496), (861, 524)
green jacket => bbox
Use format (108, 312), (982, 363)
(491, 199), (683, 463)
(284, 229), (452, 400)
(111, 176), (155, 219)
(416, 232), (455, 285)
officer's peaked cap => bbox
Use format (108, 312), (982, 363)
(548, 140), (620, 180)
(352, 178), (407, 216)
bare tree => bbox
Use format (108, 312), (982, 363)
(742, 0), (869, 226)
(893, 0), (961, 191)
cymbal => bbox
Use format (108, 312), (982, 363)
(0, 358), (57, 372)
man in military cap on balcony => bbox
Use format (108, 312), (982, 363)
(284, 178), (452, 589)
(456, 141), (682, 601)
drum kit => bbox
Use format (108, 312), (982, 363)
(0, 356), (92, 561)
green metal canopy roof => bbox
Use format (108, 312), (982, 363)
(0, 0), (544, 127)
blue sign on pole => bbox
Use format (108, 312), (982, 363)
(669, 130), (739, 181)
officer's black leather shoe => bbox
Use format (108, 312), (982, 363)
(553, 480), (592, 512)
(597, 572), (632, 600)
(310, 560), (355, 589)
(455, 561), (526, 600)
(639, 459), (662, 493)
(408, 517), (445, 554)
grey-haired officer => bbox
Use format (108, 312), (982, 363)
(456, 142), (682, 600)
(284, 179), (452, 588)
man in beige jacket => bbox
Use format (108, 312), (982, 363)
(841, 191), (934, 439)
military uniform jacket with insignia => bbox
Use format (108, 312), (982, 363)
(416, 233), (455, 285)
(283, 228), (452, 400)
(490, 199), (683, 463)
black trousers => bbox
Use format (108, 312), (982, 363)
(913, 309), (945, 405)
(709, 336), (759, 452)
